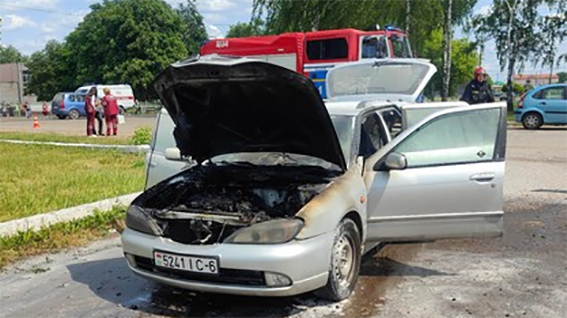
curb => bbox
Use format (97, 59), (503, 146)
(0, 192), (141, 237)
(0, 139), (150, 153)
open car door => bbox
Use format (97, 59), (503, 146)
(364, 102), (507, 242)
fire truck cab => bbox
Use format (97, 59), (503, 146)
(200, 27), (412, 98)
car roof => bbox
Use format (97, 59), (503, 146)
(533, 83), (567, 90)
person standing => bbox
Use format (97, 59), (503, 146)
(94, 93), (105, 136)
(101, 87), (119, 136)
(460, 67), (495, 105)
(85, 87), (98, 137)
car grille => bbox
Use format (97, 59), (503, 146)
(133, 256), (266, 286)
(163, 220), (240, 245)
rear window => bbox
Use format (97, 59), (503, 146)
(52, 93), (63, 102)
(306, 38), (348, 61)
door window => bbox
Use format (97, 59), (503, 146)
(359, 113), (385, 158)
(379, 108), (402, 138)
(361, 36), (388, 59)
(306, 38), (348, 61)
(393, 108), (500, 167)
(534, 87), (566, 100)
(389, 35), (412, 58)
(152, 112), (177, 154)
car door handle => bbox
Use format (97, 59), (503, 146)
(149, 162), (157, 167)
(469, 172), (495, 182)
(539, 102), (546, 105)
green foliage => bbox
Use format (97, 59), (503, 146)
(25, 41), (78, 101)
(227, 18), (265, 38)
(501, 82), (525, 94)
(176, 0), (208, 55)
(26, 0), (194, 101)
(0, 45), (27, 64)
(253, 0), (477, 56)
(66, 0), (188, 99)
(421, 29), (479, 98)
(558, 72), (567, 83)
(129, 126), (152, 145)
(471, 0), (566, 110)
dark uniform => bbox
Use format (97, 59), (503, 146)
(460, 79), (495, 105)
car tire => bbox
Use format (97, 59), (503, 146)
(68, 109), (80, 120)
(315, 218), (361, 301)
(56, 114), (67, 120)
(522, 112), (543, 130)
(119, 106), (126, 115)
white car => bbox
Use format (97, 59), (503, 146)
(122, 56), (506, 300)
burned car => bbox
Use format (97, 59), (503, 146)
(121, 56), (507, 300)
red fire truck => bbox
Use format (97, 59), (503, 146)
(200, 27), (412, 98)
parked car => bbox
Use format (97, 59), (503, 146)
(75, 84), (136, 114)
(121, 56), (507, 301)
(50, 92), (87, 119)
(514, 84), (567, 129)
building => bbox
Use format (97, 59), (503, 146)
(513, 73), (559, 87)
(0, 63), (37, 105)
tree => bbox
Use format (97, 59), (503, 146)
(472, 0), (567, 110)
(226, 18), (265, 38)
(422, 29), (479, 99)
(536, 13), (567, 84)
(176, 0), (208, 55)
(0, 45), (27, 64)
(441, 0), (453, 101)
(64, 0), (188, 99)
(558, 71), (567, 83)
(252, 0), (477, 56)
(26, 41), (75, 100)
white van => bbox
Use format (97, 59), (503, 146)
(75, 84), (136, 113)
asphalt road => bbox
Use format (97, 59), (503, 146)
(0, 127), (565, 318)
(0, 116), (157, 137)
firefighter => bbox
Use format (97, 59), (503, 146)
(85, 87), (97, 137)
(461, 67), (495, 105)
(101, 87), (119, 136)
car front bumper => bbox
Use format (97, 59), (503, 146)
(121, 228), (334, 296)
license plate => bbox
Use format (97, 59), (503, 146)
(154, 251), (219, 274)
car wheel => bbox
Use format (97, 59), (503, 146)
(56, 114), (67, 120)
(522, 112), (543, 130)
(315, 218), (361, 301)
(119, 106), (126, 115)
(68, 109), (80, 120)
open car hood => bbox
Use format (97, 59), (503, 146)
(325, 59), (436, 103)
(154, 56), (346, 171)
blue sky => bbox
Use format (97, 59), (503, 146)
(1, 0), (565, 80)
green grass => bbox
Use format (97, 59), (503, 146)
(0, 143), (145, 222)
(0, 206), (126, 270)
(0, 132), (131, 145)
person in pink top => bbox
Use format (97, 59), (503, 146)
(101, 87), (120, 136)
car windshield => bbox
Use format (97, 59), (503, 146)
(327, 61), (431, 98)
(210, 115), (356, 170)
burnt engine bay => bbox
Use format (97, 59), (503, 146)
(137, 164), (340, 244)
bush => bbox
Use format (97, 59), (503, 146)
(129, 126), (152, 145)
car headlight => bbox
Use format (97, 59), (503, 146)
(224, 219), (304, 244)
(125, 205), (162, 236)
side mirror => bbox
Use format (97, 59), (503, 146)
(164, 147), (182, 161)
(384, 152), (407, 170)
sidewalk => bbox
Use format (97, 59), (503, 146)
(0, 192), (141, 237)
